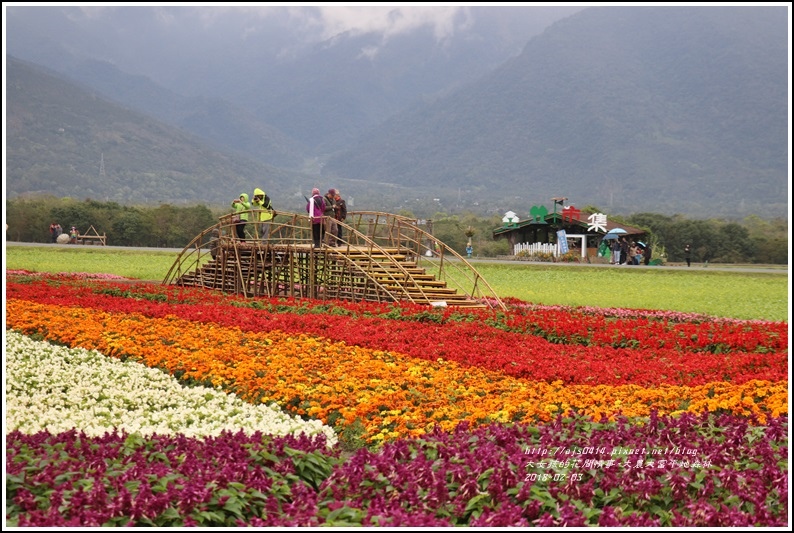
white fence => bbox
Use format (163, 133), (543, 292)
(514, 234), (591, 259)
(514, 242), (560, 257)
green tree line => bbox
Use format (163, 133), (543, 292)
(6, 196), (220, 249)
(620, 212), (787, 265)
(412, 210), (788, 265)
(5, 197), (787, 264)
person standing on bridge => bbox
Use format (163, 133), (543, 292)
(306, 188), (326, 248)
(251, 187), (275, 241)
(231, 193), (250, 240)
(323, 189), (338, 247)
(333, 190), (347, 245)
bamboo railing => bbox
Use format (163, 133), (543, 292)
(162, 211), (505, 310)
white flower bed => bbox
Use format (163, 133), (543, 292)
(5, 330), (337, 445)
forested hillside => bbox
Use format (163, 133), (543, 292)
(5, 7), (788, 219)
(5, 58), (314, 209)
(323, 7), (789, 218)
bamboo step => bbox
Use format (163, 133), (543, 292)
(377, 279), (448, 289)
(174, 240), (484, 309)
(369, 271), (436, 281)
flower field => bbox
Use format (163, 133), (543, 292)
(5, 270), (789, 526)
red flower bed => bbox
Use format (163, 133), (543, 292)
(6, 276), (787, 387)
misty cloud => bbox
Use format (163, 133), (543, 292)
(64, 6), (472, 43)
(312, 6), (469, 41)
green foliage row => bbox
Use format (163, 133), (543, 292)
(6, 196), (220, 248)
(6, 197), (788, 265)
(427, 209), (787, 264)
(5, 246), (787, 322)
(621, 212), (788, 265)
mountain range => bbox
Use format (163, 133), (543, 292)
(4, 5), (789, 218)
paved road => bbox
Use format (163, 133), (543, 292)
(468, 257), (788, 274)
(6, 240), (788, 275)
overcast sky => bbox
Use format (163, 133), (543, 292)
(5, 4), (585, 44)
(4, 3), (586, 90)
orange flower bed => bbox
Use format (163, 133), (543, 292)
(7, 299), (786, 442)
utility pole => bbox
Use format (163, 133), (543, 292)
(99, 153), (106, 178)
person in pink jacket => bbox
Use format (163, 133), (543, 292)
(305, 188), (326, 248)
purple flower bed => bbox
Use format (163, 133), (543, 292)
(7, 412), (788, 527)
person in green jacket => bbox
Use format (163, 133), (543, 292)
(231, 193), (250, 239)
(251, 187), (275, 241)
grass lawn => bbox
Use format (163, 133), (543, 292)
(470, 261), (789, 322)
(5, 244), (789, 322)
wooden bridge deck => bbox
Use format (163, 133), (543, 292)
(164, 211), (505, 311)
(173, 242), (488, 308)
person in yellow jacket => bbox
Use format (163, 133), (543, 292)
(231, 193), (250, 239)
(251, 188), (275, 241)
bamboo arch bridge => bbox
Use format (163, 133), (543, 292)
(162, 211), (505, 310)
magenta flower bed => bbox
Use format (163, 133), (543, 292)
(6, 412), (787, 527)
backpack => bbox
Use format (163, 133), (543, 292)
(307, 195), (325, 222)
(335, 198), (347, 221)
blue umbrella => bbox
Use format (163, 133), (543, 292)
(605, 227), (627, 234)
